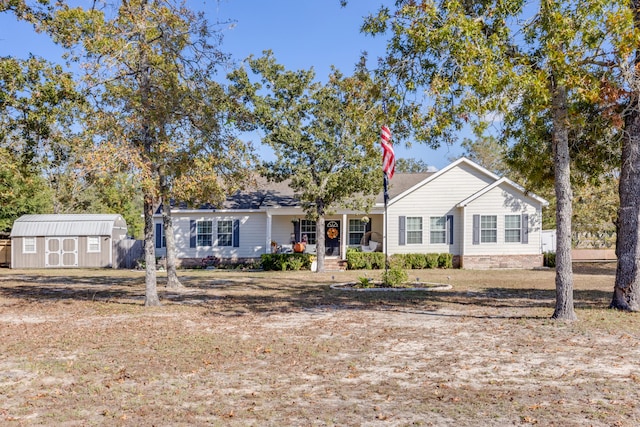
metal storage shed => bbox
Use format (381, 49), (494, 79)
(10, 214), (128, 269)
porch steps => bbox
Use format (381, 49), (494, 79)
(322, 257), (347, 271)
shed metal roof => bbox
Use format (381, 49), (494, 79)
(10, 214), (127, 237)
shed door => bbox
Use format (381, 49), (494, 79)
(45, 237), (78, 267)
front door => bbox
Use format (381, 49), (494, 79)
(325, 220), (340, 256)
(45, 237), (78, 267)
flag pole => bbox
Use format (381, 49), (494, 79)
(383, 171), (389, 274)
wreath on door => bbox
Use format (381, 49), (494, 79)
(327, 227), (338, 239)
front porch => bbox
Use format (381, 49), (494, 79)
(265, 212), (385, 260)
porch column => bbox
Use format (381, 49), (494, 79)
(341, 213), (347, 259)
(266, 212), (272, 255)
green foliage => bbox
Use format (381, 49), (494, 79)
(425, 253), (439, 269)
(345, 250), (385, 270)
(356, 276), (375, 288)
(395, 158), (432, 173)
(381, 267), (408, 288)
(0, 148), (52, 231)
(544, 252), (556, 268)
(229, 51), (395, 270)
(348, 251), (454, 270)
(438, 253), (453, 269)
(260, 254), (314, 271)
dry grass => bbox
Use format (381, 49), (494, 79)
(1, 263), (639, 426)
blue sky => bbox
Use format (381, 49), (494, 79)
(0, 0), (466, 169)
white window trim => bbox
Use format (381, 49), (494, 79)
(87, 236), (101, 253)
(217, 219), (233, 247)
(23, 237), (36, 254)
(406, 216), (423, 245)
(480, 215), (498, 244)
(429, 216), (447, 244)
(197, 220), (213, 247)
(504, 215), (522, 243)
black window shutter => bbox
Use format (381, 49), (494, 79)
(293, 220), (301, 242)
(472, 215), (480, 245)
(399, 216), (406, 246)
(522, 214), (529, 244)
(155, 223), (162, 248)
(447, 215), (454, 245)
(190, 220), (196, 248)
(233, 219), (240, 248)
(365, 219), (372, 233)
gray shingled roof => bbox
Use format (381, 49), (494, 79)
(166, 173), (433, 211)
(10, 214), (127, 237)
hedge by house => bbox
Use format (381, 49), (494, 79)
(345, 249), (453, 270)
(261, 253), (315, 271)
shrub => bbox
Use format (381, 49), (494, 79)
(261, 253), (314, 271)
(381, 267), (408, 287)
(406, 253), (427, 269)
(543, 251), (556, 268)
(346, 251), (385, 270)
(425, 253), (439, 269)
(438, 253), (453, 269)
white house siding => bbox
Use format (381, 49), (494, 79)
(156, 212), (267, 260)
(462, 183), (543, 268)
(387, 162), (496, 255)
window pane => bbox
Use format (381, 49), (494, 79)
(406, 217), (422, 244)
(349, 219), (366, 245)
(217, 220), (233, 246)
(505, 215), (521, 243)
(480, 215), (497, 243)
(197, 220), (213, 246)
(24, 237), (36, 253)
(88, 236), (100, 252)
(301, 220), (316, 244)
(430, 216), (446, 244)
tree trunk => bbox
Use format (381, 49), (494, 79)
(316, 214), (326, 273)
(160, 173), (183, 289)
(143, 194), (161, 306)
(611, 100), (640, 311)
(611, 0), (640, 311)
(550, 81), (577, 321)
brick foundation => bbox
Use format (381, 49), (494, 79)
(460, 254), (543, 270)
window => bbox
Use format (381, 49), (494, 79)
(217, 220), (233, 247)
(406, 217), (423, 244)
(349, 219), (366, 245)
(505, 215), (521, 243)
(301, 220), (316, 244)
(87, 236), (100, 253)
(430, 216), (446, 244)
(23, 237), (36, 254)
(197, 220), (213, 246)
(480, 215), (497, 243)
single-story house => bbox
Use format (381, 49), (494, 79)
(154, 158), (548, 269)
(10, 214), (128, 269)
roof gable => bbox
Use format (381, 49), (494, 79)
(457, 177), (549, 207)
(386, 157), (500, 206)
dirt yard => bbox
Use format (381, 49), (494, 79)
(1, 264), (639, 426)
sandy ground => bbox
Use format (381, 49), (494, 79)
(1, 264), (639, 426)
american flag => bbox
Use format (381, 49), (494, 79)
(380, 125), (395, 179)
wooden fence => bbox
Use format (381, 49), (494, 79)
(113, 239), (144, 269)
(0, 239), (10, 267)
